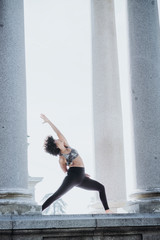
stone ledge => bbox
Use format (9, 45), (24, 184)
(0, 214), (160, 240)
(0, 213), (160, 230)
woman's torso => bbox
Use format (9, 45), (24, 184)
(60, 146), (84, 168)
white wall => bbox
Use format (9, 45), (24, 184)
(24, 0), (94, 213)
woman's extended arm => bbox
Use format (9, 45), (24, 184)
(59, 157), (68, 173)
(40, 114), (69, 145)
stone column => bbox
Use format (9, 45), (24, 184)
(126, 0), (160, 212)
(0, 0), (40, 214)
(91, 0), (126, 212)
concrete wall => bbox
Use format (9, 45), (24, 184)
(0, 214), (160, 239)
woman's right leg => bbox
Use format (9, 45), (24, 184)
(77, 177), (110, 211)
(42, 175), (76, 211)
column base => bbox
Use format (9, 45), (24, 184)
(0, 203), (41, 215)
(126, 189), (160, 213)
(0, 188), (42, 215)
(125, 199), (160, 213)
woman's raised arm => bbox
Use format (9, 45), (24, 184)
(40, 114), (69, 146)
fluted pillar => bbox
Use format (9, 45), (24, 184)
(91, 0), (126, 212)
(127, 0), (160, 212)
(0, 0), (40, 214)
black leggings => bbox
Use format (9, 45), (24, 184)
(42, 167), (109, 211)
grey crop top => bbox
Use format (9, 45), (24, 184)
(59, 146), (79, 166)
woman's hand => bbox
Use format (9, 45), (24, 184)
(40, 114), (50, 124)
(40, 114), (69, 146)
(85, 173), (91, 178)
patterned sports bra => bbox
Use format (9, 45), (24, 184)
(59, 146), (79, 166)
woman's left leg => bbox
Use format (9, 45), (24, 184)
(77, 177), (109, 210)
(42, 175), (77, 211)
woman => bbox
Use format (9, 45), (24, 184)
(40, 113), (112, 213)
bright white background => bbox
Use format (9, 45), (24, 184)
(24, 0), (95, 214)
(24, 0), (160, 213)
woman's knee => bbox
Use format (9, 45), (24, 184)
(99, 183), (105, 192)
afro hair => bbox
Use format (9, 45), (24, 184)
(43, 135), (60, 156)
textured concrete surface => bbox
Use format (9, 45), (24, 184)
(0, 203), (41, 216)
(91, 0), (126, 210)
(127, 0), (160, 211)
(0, 0), (28, 189)
(0, 214), (160, 239)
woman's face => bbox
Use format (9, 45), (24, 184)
(54, 139), (64, 148)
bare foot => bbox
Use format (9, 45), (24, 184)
(105, 209), (113, 214)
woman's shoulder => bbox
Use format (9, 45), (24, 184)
(59, 146), (72, 157)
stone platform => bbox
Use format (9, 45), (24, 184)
(0, 213), (160, 239)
